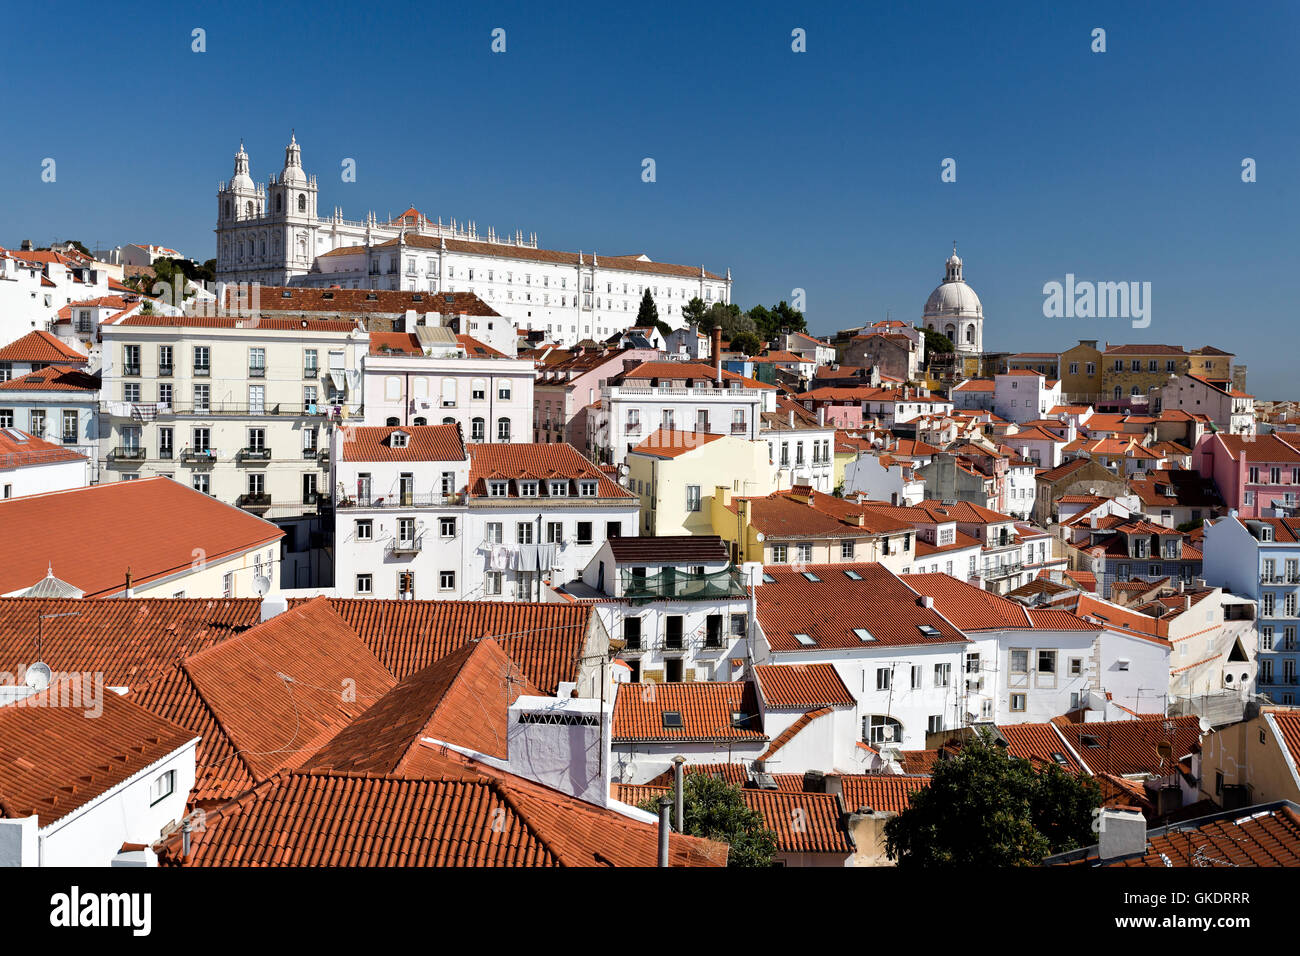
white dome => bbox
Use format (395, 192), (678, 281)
(924, 279), (982, 318)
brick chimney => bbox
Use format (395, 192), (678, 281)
(712, 326), (722, 383)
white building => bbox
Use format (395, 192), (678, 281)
(922, 248), (984, 355)
(98, 311), (367, 519)
(589, 360), (777, 467)
(333, 428), (639, 601)
(0, 429), (89, 498)
(214, 136), (731, 346)
(364, 329), (534, 441)
(0, 247), (119, 345)
(994, 370), (1062, 424)
(0, 364), (102, 483)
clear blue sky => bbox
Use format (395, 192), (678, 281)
(2, 1), (1296, 394)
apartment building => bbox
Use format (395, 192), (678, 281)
(99, 312), (367, 520)
(333, 428), (638, 601)
(0, 428), (89, 498)
(0, 365), (101, 482)
(1155, 373), (1254, 435)
(992, 370), (1062, 424)
(533, 345), (662, 445)
(364, 329), (534, 440)
(1193, 432), (1300, 518)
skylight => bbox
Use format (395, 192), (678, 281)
(762, 573), (776, 583)
(843, 570), (862, 580)
(802, 572), (821, 582)
(794, 633), (815, 646)
(917, 625), (942, 638)
(853, 628), (875, 642)
(661, 711), (683, 729)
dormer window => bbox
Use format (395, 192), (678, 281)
(391, 431), (409, 448)
(549, 480), (568, 497)
(579, 479), (598, 497)
(488, 480), (509, 497)
(1262, 526), (1275, 542)
(518, 480), (539, 497)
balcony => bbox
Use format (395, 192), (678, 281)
(181, 448), (218, 464)
(159, 447), (174, 460)
(122, 364), (140, 377)
(301, 447), (320, 460)
(620, 566), (748, 603)
(161, 401), (327, 417)
(194, 365), (210, 377)
(389, 535), (423, 556)
(238, 447), (272, 463)
(111, 446), (145, 462)
(977, 559), (1024, 580)
(731, 422), (748, 435)
(237, 493), (272, 514)
(159, 364), (173, 377)
(336, 492), (465, 509)
(304, 366), (319, 379)
(249, 366), (266, 378)
(61, 435), (78, 445)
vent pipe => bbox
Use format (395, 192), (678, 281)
(673, 755), (686, 833)
(657, 796), (672, 867)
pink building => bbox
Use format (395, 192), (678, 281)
(534, 346), (661, 445)
(1193, 432), (1300, 518)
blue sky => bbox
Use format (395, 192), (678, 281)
(2, 1), (1296, 394)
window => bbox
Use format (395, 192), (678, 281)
(795, 543), (812, 563)
(498, 382), (512, 401)
(863, 715), (902, 745)
(911, 665), (923, 689)
(579, 480), (598, 497)
(875, 667), (892, 691)
(1010, 649), (1029, 674)
(485, 571), (503, 595)
(356, 574), (373, 595)
(934, 663), (951, 687)
(840, 539), (854, 560)
(439, 571), (456, 591)
(549, 479), (568, 497)
(471, 417), (485, 442)
(518, 480), (538, 497)
(1038, 650), (1057, 674)
(1069, 657), (1083, 676)
(686, 484), (701, 512)
(576, 521), (593, 544)
(150, 770), (176, 805)
(123, 382), (141, 403)
(439, 517), (457, 538)
(516, 522), (534, 544)
(545, 521), (563, 544)
(928, 715), (944, 734)
(1010, 693), (1026, 713)
(771, 544), (788, 563)
(193, 346), (210, 374)
(302, 472), (318, 504)
(485, 522), (503, 544)
(192, 474), (210, 495)
(497, 418), (511, 441)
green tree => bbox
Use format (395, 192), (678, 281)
(636, 288), (659, 328)
(638, 773), (778, 867)
(729, 331), (761, 355)
(762, 299), (806, 336)
(682, 296), (709, 329)
(701, 302), (755, 339)
(884, 730), (1101, 867)
(922, 328), (955, 356)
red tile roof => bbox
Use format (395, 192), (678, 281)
(0, 597), (260, 687)
(630, 427), (726, 459)
(0, 429), (87, 468)
(339, 424), (465, 463)
(128, 597), (396, 804)
(159, 761), (725, 867)
(0, 675), (196, 827)
(756, 563), (968, 651)
(223, 286), (500, 317)
(307, 638), (541, 769)
(1215, 433), (1300, 463)
(739, 788), (855, 854)
(612, 681), (765, 742)
(467, 442), (632, 498)
(1054, 715), (1201, 777)
(0, 365), (99, 392)
(0, 330), (88, 364)
(301, 598), (595, 694)
(753, 663), (855, 709)
(840, 774), (932, 814)
(760, 707), (832, 760)
(614, 360), (776, 390)
(0, 478), (283, 598)
(1097, 804), (1300, 867)
(997, 724), (1086, 773)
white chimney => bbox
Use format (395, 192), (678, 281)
(507, 695), (613, 806)
(1097, 807), (1147, 861)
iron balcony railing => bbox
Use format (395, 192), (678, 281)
(159, 364), (173, 376)
(125, 401), (337, 417)
(237, 493), (272, 512)
(249, 366), (266, 377)
(238, 447), (272, 462)
(620, 566), (748, 603)
(181, 448), (218, 463)
(336, 492), (465, 509)
(389, 535), (424, 555)
(978, 559), (1024, 579)
(111, 446), (145, 461)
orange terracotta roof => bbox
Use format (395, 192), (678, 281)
(0, 675), (196, 827)
(614, 360), (776, 390)
(127, 597), (396, 804)
(756, 563), (968, 651)
(753, 663), (855, 709)
(307, 638), (541, 770)
(997, 723), (1086, 773)
(467, 442), (631, 498)
(222, 286), (500, 317)
(1054, 715), (1201, 777)
(0, 478), (283, 598)
(840, 774), (932, 814)
(303, 598), (594, 694)
(159, 760), (725, 867)
(630, 427), (726, 459)
(760, 707), (832, 760)
(339, 424), (465, 463)
(612, 681), (765, 742)
(740, 788), (854, 854)
(898, 750), (939, 774)
(104, 313), (359, 332)
(0, 429), (86, 467)
(1098, 804), (1300, 867)
(0, 330), (88, 364)
(0, 364), (99, 392)
(0, 597), (260, 686)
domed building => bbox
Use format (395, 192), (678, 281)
(923, 246), (983, 355)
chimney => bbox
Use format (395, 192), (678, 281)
(711, 326), (722, 383)
(1097, 807), (1147, 861)
(181, 818), (192, 858)
(657, 796), (673, 867)
(124, 566), (134, 599)
(818, 406), (826, 427)
(672, 756), (686, 832)
(917, 595), (934, 609)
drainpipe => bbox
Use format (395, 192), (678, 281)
(672, 755), (686, 832)
(657, 796), (672, 867)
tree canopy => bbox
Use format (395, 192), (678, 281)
(884, 730), (1102, 867)
(637, 772), (778, 868)
(635, 287), (659, 328)
(921, 328), (954, 356)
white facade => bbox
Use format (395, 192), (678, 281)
(994, 372), (1062, 424)
(0, 252), (115, 346)
(0, 448), (89, 499)
(214, 137), (731, 347)
(0, 379), (101, 483)
(98, 315), (366, 518)
(842, 453), (925, 505)
(922, 250), (984, 355)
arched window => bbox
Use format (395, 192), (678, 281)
(441, 417), (454, 425)
(471, 417), (485, 442)
(386, 417), (400, 427)
(276, 194), (283, 213)
(965, 325), (975, 344)
(944, 324), (956, 339)
(297, 194), (306, 212)
(1130, 385), (1141, 397)
(245, 200), (253, 218)
(1113, 386), (1122, 400)
(497, 418), (511, 441)
(862, 715), (903, 746)
(413, 417), (427, 426)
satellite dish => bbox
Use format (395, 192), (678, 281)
(617, 463), (629, 476)
(24, 661), (52, 692)
(253, 575), (272, 597)
(755, 532), (765, 542)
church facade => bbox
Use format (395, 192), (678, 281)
(922, 247), (985, 356)
(215, 135), (732, 346)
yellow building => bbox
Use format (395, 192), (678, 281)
(1059, 339), (1102, 404)
(626, 429), (776, 537)
(1198, 709), (1300, 809)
